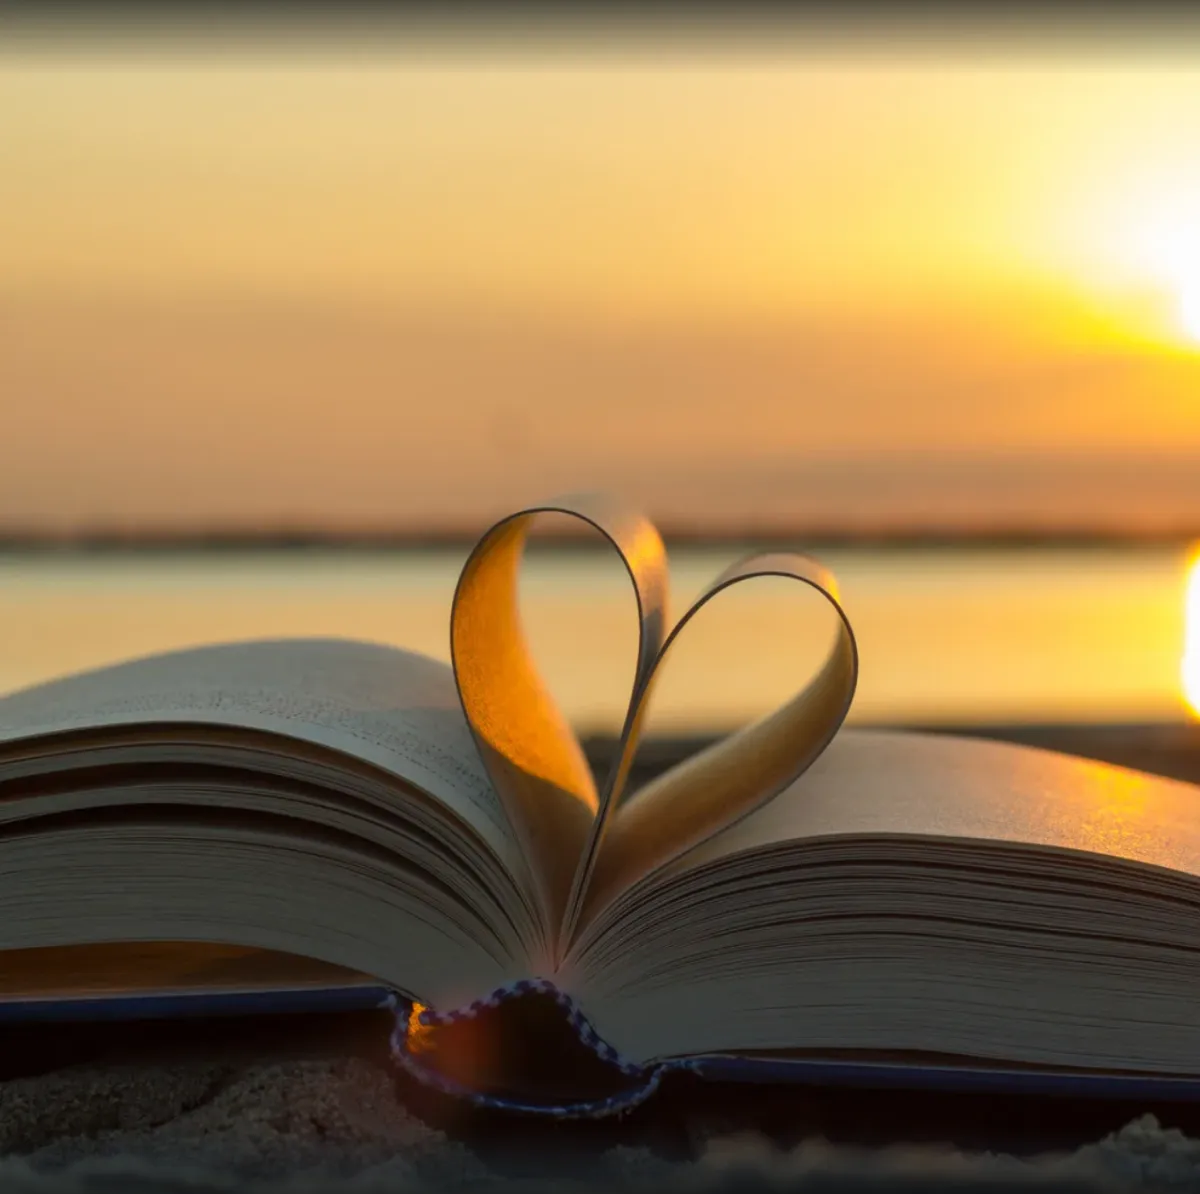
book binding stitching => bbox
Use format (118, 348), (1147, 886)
(386, 979), (700, 1119)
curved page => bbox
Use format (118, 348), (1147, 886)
(450, 493), (667, 956)
(574, 552), (859, 932)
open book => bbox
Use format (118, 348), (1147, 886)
(4, 492), (1200, 1116)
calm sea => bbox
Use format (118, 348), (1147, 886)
(1, 544), (1196, 733)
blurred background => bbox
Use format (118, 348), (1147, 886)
(6, 8), (1200, 779)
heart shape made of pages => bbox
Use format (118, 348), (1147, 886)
(449, 493), (858, 959)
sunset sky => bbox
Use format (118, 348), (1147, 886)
(6, 19), (1200, 534)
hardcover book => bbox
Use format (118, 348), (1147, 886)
(3, 493), (1200, 1116)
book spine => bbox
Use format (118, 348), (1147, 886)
(386, 979), (699, 1119)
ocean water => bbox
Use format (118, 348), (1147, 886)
(0, 543), (1194, 734)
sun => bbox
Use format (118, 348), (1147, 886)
(1179, 280), (1200, 344)
(1133, 201), (1200, 346)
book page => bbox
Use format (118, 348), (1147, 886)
(0, 941), (373, 999)
(567, 728), (1200, 1070)
(0, 638), (523, 872)
(678, 728), (1200, 880)
(450, 493), (668, 943)
(576, 552), (858, 928)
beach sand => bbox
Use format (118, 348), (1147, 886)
(4, 1050), (1200, 1192)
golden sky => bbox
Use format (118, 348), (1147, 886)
(5, 30), (1200, 533)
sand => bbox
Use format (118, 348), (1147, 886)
(4, 1054), (1200, 1192)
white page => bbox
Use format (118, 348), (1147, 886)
(0, 638), (522, 869)
(682, 728), (1200, 881)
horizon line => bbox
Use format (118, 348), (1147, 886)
(3, 524), (1199, 552)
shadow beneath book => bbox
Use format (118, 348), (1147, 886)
(2, 997), (1200, 1189)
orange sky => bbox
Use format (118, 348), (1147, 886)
(5, 30), (1200, 533)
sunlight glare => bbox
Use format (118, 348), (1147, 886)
(1180, 546), (1200, 718)
(1136, 201), (1200, 345)
(1180, 281), (1200, 344)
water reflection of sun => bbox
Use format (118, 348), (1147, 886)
(1181, 545), (1200, 718)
